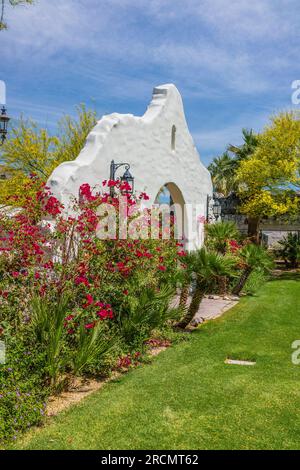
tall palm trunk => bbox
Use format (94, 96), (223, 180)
(177, 282), (204, 329)
(248, 217), (260, 244)
(219, 276), (227, 295)
(179, 284), (189, 309)
(232, 267), (252, 296)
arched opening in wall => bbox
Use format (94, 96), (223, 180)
(171, 125), (176, 151)
(154, 182), (186, 244)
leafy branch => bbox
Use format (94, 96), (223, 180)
(0, 0), (34, 30)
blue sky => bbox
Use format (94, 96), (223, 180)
(1, 0), (300, 166)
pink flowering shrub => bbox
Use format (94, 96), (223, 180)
(0, 175), (185, 442)
(0, 176), (186, 443)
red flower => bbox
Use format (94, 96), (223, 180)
(43, 261), (54, 270)
(139, 192), (150, 201)
(39, 285), (47, 297)
(107, 180), (118, 188)
(158, 265), (167, 272)
(84, 294), (94, 306)
(85, 322), (96, 330)
(65, 315), (74, 322)
(178, 250), (187, 257)
(75, 275), (90, 287)
(228, 239), (241, 253)
(83, 294), (94, 309)
(120, 182), (132, 192)
(44, 196), (62, 216)
(79, 184), (97, 203)
(97, 308), (114, 320)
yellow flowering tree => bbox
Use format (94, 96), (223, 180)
(237, 112), (300, 239)
(0, 105), (97, 205)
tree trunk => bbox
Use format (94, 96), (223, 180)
(219, 276), (227, 295)
(179, 284), (189, 309)
(232, 267), (252, 296)
(247, 217), (260, 244)
(176, 283), (204, 329)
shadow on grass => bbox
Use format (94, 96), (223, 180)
(270, 270), (300, 282)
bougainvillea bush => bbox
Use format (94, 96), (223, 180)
(0, 176), (185, 444)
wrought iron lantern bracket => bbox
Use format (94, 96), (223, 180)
(109, 160), (134, 197)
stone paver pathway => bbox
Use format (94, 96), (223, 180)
(194, 297), (238, 324)
(173, 294), (239, 326)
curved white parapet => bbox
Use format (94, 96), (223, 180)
(47, 84), (213, 249)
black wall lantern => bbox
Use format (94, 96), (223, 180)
(0, 106), (10, 145)
(212, 199), (222, 221)
(207, 194), (222, 222)
(109, 160), (134, 197)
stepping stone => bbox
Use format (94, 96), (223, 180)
(225, 359), (256, 366)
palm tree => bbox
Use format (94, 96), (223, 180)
(229, 129), (261, 240)
(232, 244), (273, 296)
(208, 129), (259, 197)
(209, 129), (260, 240)
(228, 128), (259, 164)
(177, 252), (197, 311)
(208, 152), (236, 196)
(179, 280), (189, 311)
(177, 248), (235, 329)
(205, 221), (239, 254)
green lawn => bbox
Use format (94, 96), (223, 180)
(13, 273), (300, 450)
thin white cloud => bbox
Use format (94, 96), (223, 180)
(2, 0), (299, 163)
(194, 110), (272, 157)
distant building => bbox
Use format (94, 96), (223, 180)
(216, 192), (300, 247)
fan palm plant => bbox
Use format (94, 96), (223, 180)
(275, 233), (300, 268)
(118, 285), (180, 345)
(177, 248), (236, 329)
(205, 221), (239, 254)
(208, 152), (236, 196)
(232, 243), (273, 295)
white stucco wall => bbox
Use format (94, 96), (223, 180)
(47, 84), (212, 250)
